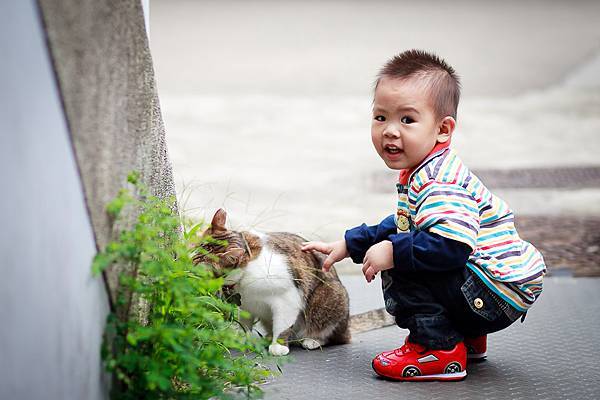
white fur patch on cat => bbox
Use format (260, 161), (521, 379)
(237, 234), (304, 355)
(301, 338), (322, 350)
(269, 343), (290, 356)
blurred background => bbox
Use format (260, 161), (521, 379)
(150, 0), (600, 275)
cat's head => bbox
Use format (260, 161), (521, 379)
(192, 209), (255, 277)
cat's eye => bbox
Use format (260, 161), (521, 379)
(401, 116), (414, 124)
(374, 115), (386, 122)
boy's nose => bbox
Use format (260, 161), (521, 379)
(383, 124), (401, 138)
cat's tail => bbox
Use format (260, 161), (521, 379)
(349, 308), (395, 335)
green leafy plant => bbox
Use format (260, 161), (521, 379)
(93, 172), (273, 399)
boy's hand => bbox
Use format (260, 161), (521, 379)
(301, 240), (349, 272)
(362, 240), (394, 283)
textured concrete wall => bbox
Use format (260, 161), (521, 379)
(37, 0), (177, 304)
(0, 1), (110, 399)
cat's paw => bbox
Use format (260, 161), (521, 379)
(301, 338), (322, 350)
(269, 343), (290, 356)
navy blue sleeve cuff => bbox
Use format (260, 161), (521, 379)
(387, 232), (413, 271)
(345, 215), (397, 264)
(388, 230), (472, 274)
(345, 224), (372, 264)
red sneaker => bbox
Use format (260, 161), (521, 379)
(372, 339), (467, 381)
(464, 335), (487, 360)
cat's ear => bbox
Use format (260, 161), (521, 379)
(210, 208), (228, 233)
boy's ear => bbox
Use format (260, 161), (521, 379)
(437, 116), (456, 143)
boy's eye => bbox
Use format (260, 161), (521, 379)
(401, 116), (414, 124)
(374, 115), (386, 122)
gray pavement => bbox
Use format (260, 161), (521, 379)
(339, 274), (385, 316)
(263, 277), (600, 399)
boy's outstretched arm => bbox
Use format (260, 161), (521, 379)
(302, 215), (396, 272)
(301, 240), (349, 272)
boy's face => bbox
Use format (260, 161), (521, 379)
(371, 77), (451, 170)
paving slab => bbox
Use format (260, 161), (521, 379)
(263, 277), (600, 399)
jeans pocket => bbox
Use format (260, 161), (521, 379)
(460, 273), (502, 322)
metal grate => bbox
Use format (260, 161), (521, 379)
(516, 216), (600, 277)
(473, 166), (600, 189)
(368, 166), (600, 192)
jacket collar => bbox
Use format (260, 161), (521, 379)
(398, 140), (451, 185)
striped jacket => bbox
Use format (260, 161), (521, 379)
(396, 147), (546, 311)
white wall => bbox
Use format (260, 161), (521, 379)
(0, 1), (110, 399)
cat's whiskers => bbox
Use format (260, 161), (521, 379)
(240, 232), (253, 259)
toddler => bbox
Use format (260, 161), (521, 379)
(302, 49), (546, 381)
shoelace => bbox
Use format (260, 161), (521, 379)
(393, 342), (427, 356)
(392, 345), (409, 356)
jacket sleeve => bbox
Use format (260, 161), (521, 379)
(388, 230), (472, 274)
(344, 214), (396, 264)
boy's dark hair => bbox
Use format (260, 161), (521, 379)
(376, 49), (461, 119)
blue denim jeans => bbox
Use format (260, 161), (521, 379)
(381, 266), (524, 349)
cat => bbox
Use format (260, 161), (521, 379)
(193, 209), (351, 356)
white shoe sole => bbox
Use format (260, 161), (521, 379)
(408, 371), (467, 381)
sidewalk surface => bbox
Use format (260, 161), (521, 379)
(264, 277), (600, 399)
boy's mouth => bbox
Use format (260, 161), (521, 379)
(384, 144), (403, 155)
